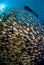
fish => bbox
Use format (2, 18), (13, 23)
(0, 8), (44, 65)
(24, 5), (39, 17)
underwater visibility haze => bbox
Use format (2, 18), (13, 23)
(0, 0), (44, 24)
(0, 0), (44, 65)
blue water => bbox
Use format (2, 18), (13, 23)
(0, 0), (44, 25)
(0, 0), (44, 65)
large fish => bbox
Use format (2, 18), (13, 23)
(24, 5), (39, 18)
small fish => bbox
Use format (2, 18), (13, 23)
(24, 6), (39, 17)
